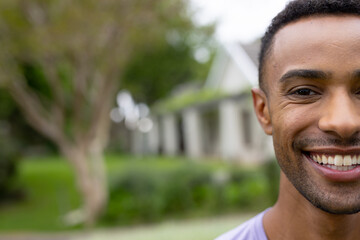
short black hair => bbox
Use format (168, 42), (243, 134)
(259, 0), (360, 90)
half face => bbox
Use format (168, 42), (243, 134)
(254, 15), (360, 214)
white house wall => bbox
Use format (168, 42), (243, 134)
(251, 117), (275, 164)
(242, 98), (274, 163)
(224, 43), (258, 87)
(236, 99), (259, 163)
(218, 96), (274, 164)
(219, 100), (241, 161)
(221, 60), (251, 94)
(138, 41), (274, 164)
(161, 114), (179, 156)
(205, 43), (258, 92)
(248, 108), (275, 163)
(205, 47), (230, 89)
(146, 116), (160, 154)
(131, 130), (144, 155)
(199, 108), (220, 157)
(182, 108), (202, 159)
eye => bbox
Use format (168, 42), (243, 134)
(290, 88), (317, 96)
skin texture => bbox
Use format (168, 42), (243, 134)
(252, 16), (360, 240)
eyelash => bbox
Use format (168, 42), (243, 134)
(289, 88), (319, 96)
(287, 87), (360, 99)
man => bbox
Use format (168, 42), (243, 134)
(216, 0), (360, 239)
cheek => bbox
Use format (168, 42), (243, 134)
(271, 110), (310, 171)
(272, 106), (317, 144)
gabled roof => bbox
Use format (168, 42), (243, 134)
(241, 39), (260, 68)
(205, 40), (260, 89)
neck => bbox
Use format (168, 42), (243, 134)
(264, 172), (360, 240)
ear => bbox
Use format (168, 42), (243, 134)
(251, 88), (272, 135)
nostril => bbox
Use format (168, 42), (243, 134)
(318, 94), (360, 138)
(318, 115), (360, 139)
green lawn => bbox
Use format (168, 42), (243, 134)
(0, 155), (228, 232)
(0, 154), (269, 234)
(0, 212), (256, 240)
(0, 156), (81, 231)
(71, 213), (256, 240)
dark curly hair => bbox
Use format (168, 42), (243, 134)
(259, 0), (360, 90)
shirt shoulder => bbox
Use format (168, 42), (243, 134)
(214, 209), (269, 240)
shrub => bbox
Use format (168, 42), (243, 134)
(0, 122), (24, 203)
(103, 160), (277, 225)
(261, 159), (280, 204)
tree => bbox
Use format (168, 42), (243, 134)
(0, 0), (207, 226)
(0, 90), (22, 203)
(122, 25), (214, 105)
(0, 87), (54, 203)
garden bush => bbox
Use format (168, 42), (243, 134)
(103, 159), (279, 225)
(0, 122), (24, 203)
(0, 155), (279, 230)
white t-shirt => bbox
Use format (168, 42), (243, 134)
(215, 209), (269, 240)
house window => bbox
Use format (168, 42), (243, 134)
(201, 109), (219, 156)
(177, 115), (185, 154)
(241, 109), (252, 146)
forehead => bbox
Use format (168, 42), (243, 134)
(266, 15), (360, 85)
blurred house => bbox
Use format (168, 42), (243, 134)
(131, 41), (274, 164)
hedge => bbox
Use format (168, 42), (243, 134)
(103, 159), (280, 225)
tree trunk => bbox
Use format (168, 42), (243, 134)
(61, 142), (108, 227)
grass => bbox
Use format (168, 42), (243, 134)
(0, 212), (257, 240)
(0, 154), (232, 232)
(0, 156), (81, 232)
(72, 213), (256, 240)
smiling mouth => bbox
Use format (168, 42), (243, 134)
(306, 153), (360, 171)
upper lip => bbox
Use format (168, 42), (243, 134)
(302, 147), (360, 155)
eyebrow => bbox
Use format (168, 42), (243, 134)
(279, 69), (330, 83)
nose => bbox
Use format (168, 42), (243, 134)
(318, 91), (360, 139)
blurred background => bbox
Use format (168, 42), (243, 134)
(0, 0), (287, 239)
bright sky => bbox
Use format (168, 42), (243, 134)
(189, 0), (290, 43)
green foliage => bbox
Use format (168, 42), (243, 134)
(0, 156), (81, 231)
(261, 158), (281, 203)
(0, 89), (16, 118)
(0, 0), (216, 226)
(0, 0), (215, 151)
(22, 62), (53, 102)
(122, 40), (215, 105)
(0, 122), (22, 202)
(123, 44), (194, 104)
(0, 87), (54, 202)
(0, 155), (279, 231)
(152, 88), (226, 114)
(121, 9), (215, 105)
(0, 88), (57, 155)
(103, 159), (276, 225)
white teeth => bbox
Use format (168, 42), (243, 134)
(323, 165), (357, 171)
(352, 156), (357, 165)
(344, 155), (352, 166)
(334, 155), (343, 166)
(322, 155), (328, 164)
(309, 154), (360, 168)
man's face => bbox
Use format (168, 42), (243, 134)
(254, 15), (360, 214)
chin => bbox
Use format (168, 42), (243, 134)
(311, 200), (360, 215)
(294, 181), (360, 215)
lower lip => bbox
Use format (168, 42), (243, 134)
(305, 154), (360, 182)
